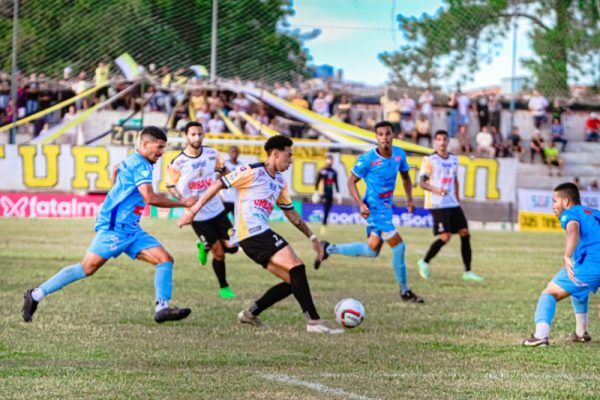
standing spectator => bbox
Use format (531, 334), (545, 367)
(61, 105), (78, 145)
(94, 61), (110, 104)
(414, 113), (432, 146)
(456, 91), (471, 127)
(207, 112), (225, 133)
(550, 117), (568, 151)
(529, 130), (546, 164)
(528, 90), (549, 128)
(291, 92), (309, 109)
(195, 103), (211, 132)
(398, 92), (416, 119)
(509, 126), (525, 159)
(550, 98), (567, 122)
(25, 73), (39, 115)
(490, 126), (507, 157)
(227, 103), (244, 131)
(73, 71), (90, 110)
(587, 178), (599, 192)
(189, 90), (207, 114)
(334, 94), (352, 123)
(446, 92), (458, 137)
(399, 115), (415, 140)
(475, 126), (495, 157)
(156, 66), (173, 115)
(456, 124), (472, 154)
(488, 94), (502, 132)
(0, 72), (10, 110)
(585, 112), (599, 142)
(543, 140), (563, 176)
(418, 89), (434, 119)
(383, 96), (401, 134)
(312, 91), (333, 117)
(476, 93), (489, 129)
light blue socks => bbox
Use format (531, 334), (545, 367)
(155, 262), (173, 302)
(391, 242), (409, 294)
(327, 242), (378, 257)
(571, 295), (588, 314)
(534, 293), (557, 324)
(39, 263), (87, 296)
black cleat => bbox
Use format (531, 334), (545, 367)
(400, 289), (425, 304)
(22, 289), (39, 322)
(314, 241), (330, 270)
(568, 331), (592, 343)
(154, 306), (192, 324)
(522, 334), (549, 347)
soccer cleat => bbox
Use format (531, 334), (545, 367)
(313, 241), (330, 270)
(400, 289), (425, 304)
(196, 240), (208, 266)
(237, 309), (268, 330)
(463, 271), (485, 282)
(522, 335), (549, 347)
(417, 259), (430, 279)
(568, 331), (592, 343)
(306, 319), (344, 334)
(22, 289), (39, 322)
(154, 306), (192, 323)
(219, 286), (236, 299)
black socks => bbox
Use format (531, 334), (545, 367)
(249, 282), (292, 316)
(461, 235), (472, 272)
(212, 259), (229, 288)
(424, 239), (446, 263)
(289, 265), (320, 320)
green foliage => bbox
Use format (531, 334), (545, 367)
(0, 0), (313, 83)
(381, 0), (599, 95)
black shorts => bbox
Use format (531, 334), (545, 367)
(223, 201), (235, 215)
(431, 207), (468, 235)
(191, 211), (232, 248)
(239, 229), (288, 268)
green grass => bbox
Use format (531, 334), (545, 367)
(1, 218), (599, 399)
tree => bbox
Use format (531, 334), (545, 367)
(379, 0), (599, 96)
(0, 0), (314, 83)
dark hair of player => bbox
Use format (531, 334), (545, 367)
(184, 121), (203, 135)
(140, 126), (167, 142)
(434, 129), (449, 138)
(554, 182), (581, 205)
(264, 135), (293, 155)
(374, 121), (394, 132)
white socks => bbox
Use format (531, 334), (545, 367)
(534, 322), (550, 339)
(31, 288), (45, 302)
(155, 300), (169, 312)
(575, 313), (588, 337)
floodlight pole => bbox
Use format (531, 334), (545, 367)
(9, 0), (19, 144)
(509, 17), (518, 132)
(210, 0), (218, 84)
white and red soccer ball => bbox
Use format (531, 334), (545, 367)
(334, 298), (365, 328)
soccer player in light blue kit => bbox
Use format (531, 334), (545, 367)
(22, 127), (196, 324)
(316, 121), (424, 303)
(523, 183), (600, 346)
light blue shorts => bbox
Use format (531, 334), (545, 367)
(88, 229), (162, 260)
(366, 207), (395, 239)
(552, 262), (600, 301)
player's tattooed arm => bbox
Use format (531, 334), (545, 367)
(283, 208), (324, 260)
(419, 175), (447, 196)
(563, 220), (580, 281)
(454, 174), (460, 203)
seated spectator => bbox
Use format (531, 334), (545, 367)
(528, 90), (548, 128)
(529, 130), (546, 164)
(383, 97), (401, 134)
(273, 82), (288, 99)
(398, 92), (416, 119)
(587, 178), (599, 192)
(475, 126), (495, 157)
(414, 114), (431, 146)
(227, 103), (244, 130)
(195, 103), (211, 132)
(509, 126), (525, 159)
(291, 92), (309, 109)
(489, 126), (506, 157)
(207, 112), (226, 133)
(232, 92), (250, 113)
(585, 112), (599, 142)
(312, 91), (333, 117)
(550, 118), (567, 151)
(543, 140), (563, 176)
(399, 116), (415, 140)
(456, 124), (472, 154)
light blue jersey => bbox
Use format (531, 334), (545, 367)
(89, 151), (161, 260)
(552, 205), (600, 300)
(351, 146), (410, 237)
(560, 205), (600, 264)
(95, 151), (153, 233)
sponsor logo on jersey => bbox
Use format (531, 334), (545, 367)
(442, 163), (453, 168)
(188, 178), (213, 191)
(134, 205), (145, 215)
(253, 199), (274, 214)
(249, 226), (261, 233)
(395, 156), (401, 161)
(371, 160), (382, 166)
(378, 190), (394, 199)
(584, 208), (592, 215)
(192, 160), (206, 169)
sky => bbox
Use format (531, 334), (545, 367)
(287, 0), (535, 89)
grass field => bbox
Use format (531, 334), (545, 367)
(1, 218), (600, 399)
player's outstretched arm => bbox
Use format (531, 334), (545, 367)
(138, 183), (196, 208)
(283, 208), (324, 261)
(563, 220), (580, 281)
(177, 179), (224, 228)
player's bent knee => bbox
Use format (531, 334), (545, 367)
(440, 233), (452, 243)
(543, 282), (570, 300)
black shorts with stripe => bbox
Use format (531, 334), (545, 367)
(239, 229), (288, 268)
(191, 210), (232, 248)
(431, 207), (468, 235)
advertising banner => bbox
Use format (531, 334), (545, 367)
(302, 203), (432, 227)
(0, 192), (106, 218)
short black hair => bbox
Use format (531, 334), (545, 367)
(140, 126), (167, 142)
(374, 121), (394, 132)
(434, 129), (449, 138)
(554, 182), (581, 205)
(264, 135), (293, 155)
(184, 121), (203, 135)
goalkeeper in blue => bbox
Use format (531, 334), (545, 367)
(22, 127), (196, 324)
(315, 121), (424, 303)
(523, 183), (600, 346)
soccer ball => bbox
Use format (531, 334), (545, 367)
(334, 298), (365, 328)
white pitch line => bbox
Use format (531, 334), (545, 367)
(260, 373), (377, 400)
